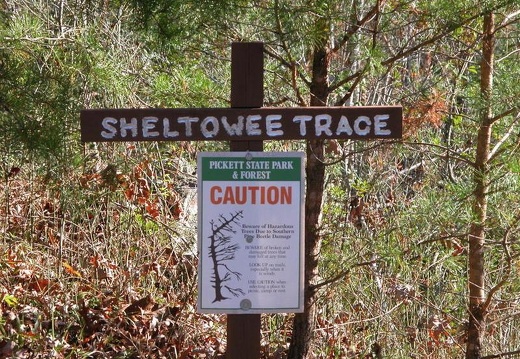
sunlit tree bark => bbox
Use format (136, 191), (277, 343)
(466, 12), (494, 359)
(288, 42), (329, 359)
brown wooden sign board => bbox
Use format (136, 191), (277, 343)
(80, 106), (402, 142)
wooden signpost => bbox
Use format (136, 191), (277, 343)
(81, 42), (402, 358)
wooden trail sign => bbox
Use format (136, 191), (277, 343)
(80, 42), (403, 359)
(80, 106), (402, 142)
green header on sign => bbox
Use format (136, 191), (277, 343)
(201, 156), (301, 181)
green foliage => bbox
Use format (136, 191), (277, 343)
(129, 0), (248, 46)
(2, 294), (18, 307)
(1, 0), (520, 357)
(149, 62), (228, 107)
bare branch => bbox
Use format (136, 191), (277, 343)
(482, 212), (520, 312)
(481, 349), (520, 359)
(381, 3), (511, 68)
(311, 259), (380, 291)
(489, 112), (520, 160)
(402, 141), (476, 168)
(332, 1), (380, 54)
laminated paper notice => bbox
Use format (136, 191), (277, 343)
(197, 152), (304, 314)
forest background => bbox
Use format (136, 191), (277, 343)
(1, 0), (520, 358)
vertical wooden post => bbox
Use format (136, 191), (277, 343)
(227, 42), (263, 358)
(229, 41), (264, 152)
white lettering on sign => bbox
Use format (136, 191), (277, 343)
(374, 114), (391, 135)
(209, 161), (244, 170)
(142, 116), (159, 137)
(120, 117), (138, 138)
(354, 116), (371, 136)
(163, 117), (179, 138)
(246, 115), (262, 136)
(272, 161), (293, 169)
(98, 113), (395, 139)
(266, 115), (283, 137)
(101, 117), (117, 139)
(240, 171), (271, 179)
(201, 116), (219, 138)
(246, 161), (270, 169)
(222, 116), (244, 136)
(178, 117), (198, 136)
(292, 115), (312, 136)
(336, 116), (353, 135)
(315, 114), (332, 136)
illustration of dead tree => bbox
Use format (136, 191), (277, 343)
(208, 210), (245, 302)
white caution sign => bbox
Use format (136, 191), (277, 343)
(197, 152), (304, 314)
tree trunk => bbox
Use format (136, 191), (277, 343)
(466, 12), (494, 359)
(288, 45), (329, 359)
